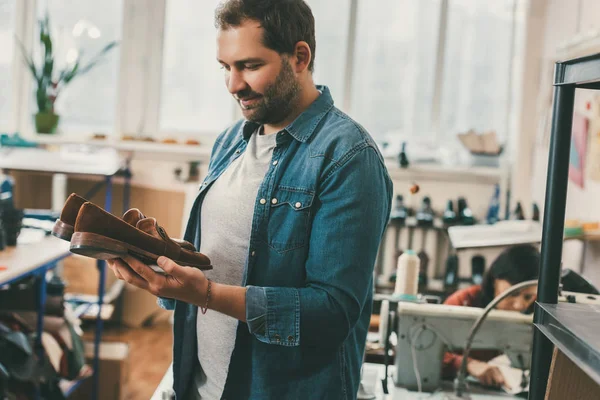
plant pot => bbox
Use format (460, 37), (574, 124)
(34, 112), (60, 134)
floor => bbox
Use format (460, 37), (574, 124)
(82, 321), (173, 400)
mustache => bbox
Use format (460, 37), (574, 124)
(235, 89), (262, 101)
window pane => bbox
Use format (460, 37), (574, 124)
(440, 0), (515, 142)
(0, 0), (16, 129)
(305, 0), (350, 107)
(160, 0), (234, 134)
(33, 0), (122, 133)
(350, 0), (441, 143)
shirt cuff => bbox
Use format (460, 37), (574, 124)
(246, 285), (268, 336)
(245, 286), (300, 346)
(157, 297), (176, 310)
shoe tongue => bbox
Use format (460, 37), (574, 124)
(122, 208), (145, 226)
(136, 217), (168, 241)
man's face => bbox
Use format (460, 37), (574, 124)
(217, 20), (301, 125)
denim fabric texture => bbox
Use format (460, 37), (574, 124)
(161, 86), (393, 399)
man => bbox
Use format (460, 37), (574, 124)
(108, 0), (393, 398)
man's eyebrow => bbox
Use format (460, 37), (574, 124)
(218, 58), (265, 65)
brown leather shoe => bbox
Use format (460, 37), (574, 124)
(122, 208), (196, 251)
(70, 202), (211, 270)
(53, 193), (196, 251)
(52, 193), (88, 240)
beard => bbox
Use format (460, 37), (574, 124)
(236, 60), (301, 125)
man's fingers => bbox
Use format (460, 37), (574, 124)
(107, 258), (125, 279)
(114, 261), (149, 290)
(157, 256), (185, 281)
(122, 255), (158, 284)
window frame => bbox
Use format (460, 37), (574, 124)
(10, 0), (521, 145)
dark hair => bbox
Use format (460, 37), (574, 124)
(480, 244), (540, 306)
(215, 0), (316, 72)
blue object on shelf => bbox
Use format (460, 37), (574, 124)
(0, 132), (38, 148)
(486, 184), (501, 224)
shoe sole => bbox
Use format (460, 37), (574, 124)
(51, 220), (74, 241)
(70, 232), (212, 270)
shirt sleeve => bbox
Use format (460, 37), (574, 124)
(442, 352), (466, 379)
(244, 145), (392, 347)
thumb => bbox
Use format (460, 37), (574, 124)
(157, 256), (185, 278)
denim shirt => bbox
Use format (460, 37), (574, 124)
(160, 86), (393, 399)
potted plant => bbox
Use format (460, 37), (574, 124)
(17, 12), (118, 134)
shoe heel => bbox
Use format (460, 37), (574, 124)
(51, 220), (74, 241)
(70, 232), (128, 260)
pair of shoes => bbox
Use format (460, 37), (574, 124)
(52, 193), (212, 270)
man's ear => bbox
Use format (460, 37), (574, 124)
(293, 41), (312, 73)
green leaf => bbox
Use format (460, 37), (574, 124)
(75, 41), (118, 76)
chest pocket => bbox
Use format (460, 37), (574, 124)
(267, 186), (315, 254)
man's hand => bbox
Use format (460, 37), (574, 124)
(107, 256), (208, 307)
(467, 359), (506, 388)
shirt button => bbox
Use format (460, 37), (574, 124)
(272, 160), (278, 166)
(295, 202), (302, 208)
(235, 149), (241, 154)
(251, 251), (256, 256)
(260, 198), (267, 205)
(271, 198), (278, 205)
(287, 335), (294, 342)
(274, 334), (281, 341)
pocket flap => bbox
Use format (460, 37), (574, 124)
(270, 187), (314, 210)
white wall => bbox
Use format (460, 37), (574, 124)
(526, 0), (600, 285)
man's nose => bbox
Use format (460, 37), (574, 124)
(227, 69), (246, 95)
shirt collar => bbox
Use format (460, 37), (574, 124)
(241, 85), (334, 143)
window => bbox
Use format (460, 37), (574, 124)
(0, 0), (16, 129)
(439, 0), (516, 142)
(32, 0), (122, 133)
(305, 0), (351, 107)
(350, 0), (441, 143)
(6, 0), (520, 150)
(159, 0), (235, 134)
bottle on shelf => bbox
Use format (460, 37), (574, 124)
(390, 194), (407, 223)
(398, 142), (409, 168)
(513, 201), (525, 220)
(457, 197), (475, 225)
(486, 184), (501, 224)
(532, 202), (540, 221)
(416, 196), (434, 227)
(443, 199), (457, 225)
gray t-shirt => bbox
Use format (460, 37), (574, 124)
(193, 127), (276, 399)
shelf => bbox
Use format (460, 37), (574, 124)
(384, 160), (503, 184)
(556, 52), (600, 87)
(564, 233), (600, 242)
(535, 302), (600, 386)
(31, 134), (212, 163)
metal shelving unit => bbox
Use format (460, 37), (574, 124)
(529, 52), (600, 399)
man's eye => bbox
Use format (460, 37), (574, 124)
(246, 64), (260, 70)
(220, 65), (230, 71)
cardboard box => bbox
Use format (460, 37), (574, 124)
(69, 341), (129, 400)
(63, 254), (119, 296)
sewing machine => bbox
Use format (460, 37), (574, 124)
(391, 290), (600, 393)
(393, 302), (533, 392)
